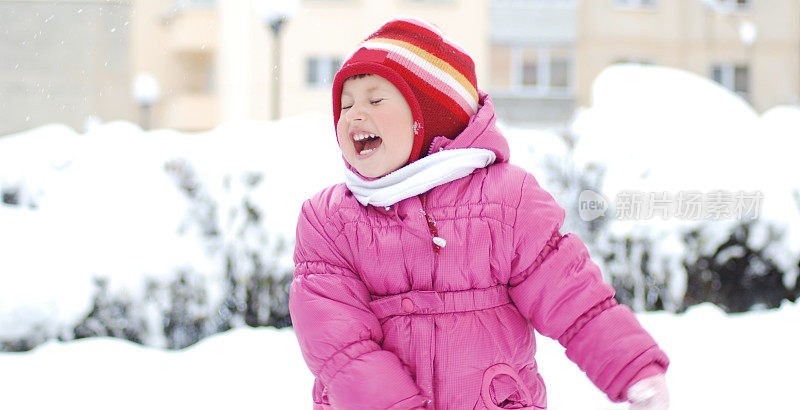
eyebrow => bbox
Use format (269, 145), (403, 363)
(341, 85), (384, 97)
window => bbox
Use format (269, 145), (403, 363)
(174, 0), (215, 9)
(613, 57), (656, 65)
(306, 58), (318, 85)
(521, 49), (539, 86)
(494, 45), (573, 96)
(306, 57), (341, 88)
(711, 66), (723, 83)
(734, 66), (749, 94)
(710, 63), (749, 99)
(614, 0), (657, 9)
(706, 0), (751, 12)
(550, 59), (569, 88)
(522, 62), (538, 87)
(178, 53), (215, 93)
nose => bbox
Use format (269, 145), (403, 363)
(344, 102), (365, 123)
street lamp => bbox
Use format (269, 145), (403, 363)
(132, 72), (161, 131)
(738, 20), (757, 47)
(253, 0), (299, 121)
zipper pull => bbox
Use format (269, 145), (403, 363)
(419, 194), (444, 253)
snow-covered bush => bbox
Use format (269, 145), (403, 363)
(0, 116), (340, 351)
(503, 64), (800, 313)
(2, 64), (799, 352)
(682, 221), (799, 312)
(1, 154), (295, 351)
(566, 64), (800, 312)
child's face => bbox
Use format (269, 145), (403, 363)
(337, 75), (414, 178)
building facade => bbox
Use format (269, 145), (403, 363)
(0, 0), (134, 136)
(489, 0), (578, 127)
(130, 0), (489, 131)
(577, 0), (800, 112)
(2, 0), (798, 135)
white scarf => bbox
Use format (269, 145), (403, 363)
(344, 148), (497, 207)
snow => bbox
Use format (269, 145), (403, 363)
(0, 327), (309, 409)
(6, 65), (796, 337)
(569, 64), (800, 305)
(0, 301), (797, 409)
(539, 301), (800, 409)
(253, 0), (301, 23)
(132, 72), (161, 105)
(0, 114), (342, 340)
(1, 62), (799, 407)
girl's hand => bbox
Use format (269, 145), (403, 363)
(627, 374), (669, 410)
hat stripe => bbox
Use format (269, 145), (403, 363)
(384, 58), (472, 124)
(367, 38), (478, 103)
(390, 18), (474, 67)
(365, 41), (476, 120)
(377, 21), (476, 80)
(364, 39), (478, 114)
(378, 47), (477, 118)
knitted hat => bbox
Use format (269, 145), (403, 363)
(332, 18), (479, 164)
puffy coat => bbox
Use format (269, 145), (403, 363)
(289, 93), (669, 409)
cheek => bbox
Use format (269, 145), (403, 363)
(336, 118), (349, 150)
(377, 112), (413, 146)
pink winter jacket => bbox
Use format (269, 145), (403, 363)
(290, 93), (669, 410)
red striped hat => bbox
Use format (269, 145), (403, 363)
(332, 18), (479, 164)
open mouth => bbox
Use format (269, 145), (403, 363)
(353, 132), (383, 156)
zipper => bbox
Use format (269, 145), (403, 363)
(418, 194), (445, 253)
(426, 136), (445, 157)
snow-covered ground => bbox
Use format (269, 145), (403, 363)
(1, 301), (797, 409)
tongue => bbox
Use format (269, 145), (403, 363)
(362, 137), (382, 151)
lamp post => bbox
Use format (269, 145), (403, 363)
(269, 17), (284, 122)
(702, 1), (758, 101)
(738, 20), (757, 102)
(254, 0), (299, 121)
(132, 72), (161, 131)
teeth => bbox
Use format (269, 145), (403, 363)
(353, 133), (377, 141)
(359, 148), (376, 155)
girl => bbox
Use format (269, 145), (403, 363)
(289, 18), (669, 410)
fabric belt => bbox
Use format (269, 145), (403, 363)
(369, 284), (511, 319)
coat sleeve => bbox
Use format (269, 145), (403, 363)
(289, 199), (430, 410)
(506, 173), (669, 403)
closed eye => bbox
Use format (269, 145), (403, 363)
(341, 99), (383, 110)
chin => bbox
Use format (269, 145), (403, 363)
(357, 167), (385, 178)
(350, 157), (386, 178)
